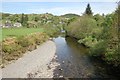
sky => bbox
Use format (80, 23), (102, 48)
(2, 0), (119, 2)
(1, 2), (118, 16)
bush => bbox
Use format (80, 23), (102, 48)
(18, 36), (35, 48)
(66, 16), (101, 39)
(104, 39), (120, 66)
(31, 32), (49, 45)
(2, 37), (21, 54)
(105, 49), (120, 67)
(3, 44), (22, 54)
(2, 32), (49, 66)
(43, 24), (60, 37)
(78, 36), (98, 47)
(89, 41), (107, 57)
(18, 32), (49, 47)
(2, 37), (23, 65)
(65, 13), (120, 67)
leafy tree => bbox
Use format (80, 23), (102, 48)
(91, 5), (120, 66)
(84, 3), (93, 15)
(12, 14), (21, 22)
(104, 4), (120, 66)
(2, 13), (10, 19)
(93, 14), (104, 27)
(24, 15), (28, 22)
(34, 16), (39, 22)
(66, 16), (101, 39)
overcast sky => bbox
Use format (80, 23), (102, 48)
(1, 1), (118, 15)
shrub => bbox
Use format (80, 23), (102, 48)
(2, 37), (21, 54)
(18, 32), (49, 47)
(18, 36), (35, 48)
(105, 49), (120, 67)
(31, 32), (49, 45)
(43, 24), (60, 37)
(89, 40), (107, 57)
(2, 44), (22, 54)
(66, 16), (102, 40)
(104, 39), (120, 66)
(78, 36), (98, 47)
(2, 32), (49, 66)
(2, 37), (23, 65)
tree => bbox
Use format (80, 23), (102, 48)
(93, 14), (104, 27)
(21, 13), (28, 26)
(34, 16), (39, 22)
(84, 3), (93, 15)
(13, 14), (20, 22)
(66, 16), (99, 39)
(24, 15), (28, 22)
(21, 13), (24, 25)
(2, 13), (10, 20)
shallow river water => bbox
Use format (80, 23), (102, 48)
(53, 36), (119, 78)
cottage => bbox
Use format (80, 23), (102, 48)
(46, 20), (52, 23)
(14, 22), (22, 27)
(5, 22), (12, 28)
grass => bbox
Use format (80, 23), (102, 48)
(0, 28), (2, 41)
(2, 32), (49, 67)
(1, 27), (44, 40)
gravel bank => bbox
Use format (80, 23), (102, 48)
(2, 41), (56, 78)
(27, 55), (60, 78)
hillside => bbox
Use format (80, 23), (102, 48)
(61, 13), (80, 18)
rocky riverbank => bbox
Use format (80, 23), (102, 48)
(27, 55), (61, 78)
(2, 41), (56, 78)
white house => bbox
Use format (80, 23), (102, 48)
(14, 22), (22, 27)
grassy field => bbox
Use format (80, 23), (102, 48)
(0, 28), (2, 41)
(1, 28), (44, 41)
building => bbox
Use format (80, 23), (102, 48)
(14, 22), (22, 27)
(5, 21), (12, 28)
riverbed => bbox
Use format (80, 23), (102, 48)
(1, 36), (119, 78)
(52, 36), (119, 78)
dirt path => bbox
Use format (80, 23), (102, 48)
(2, 41), (56, 78)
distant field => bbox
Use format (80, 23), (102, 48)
(1, 28), (44, 40)
(0, 29), (2, 41)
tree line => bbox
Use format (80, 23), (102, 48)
(65, 3), (120, 67)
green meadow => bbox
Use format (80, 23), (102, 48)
(0, 29), (2, 41)
(1, 28), (44, 40)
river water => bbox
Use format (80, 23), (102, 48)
(53, 36), (119, 78)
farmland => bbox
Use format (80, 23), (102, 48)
(0, 29), (2, 41)
(1, 28), (44, 40)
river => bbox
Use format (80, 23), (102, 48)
(52, 36), (119, 78)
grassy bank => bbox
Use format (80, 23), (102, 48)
(1, 25), (61, 67)
(1, 32), (49, 68)
(1, 27), (47, 67)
